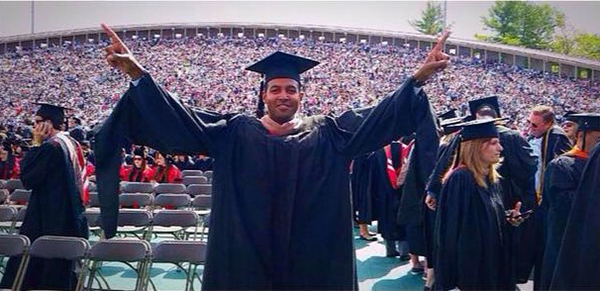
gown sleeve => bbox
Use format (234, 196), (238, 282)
(20, 143), (61, 190)
(503, 131), (538, 209)
(435, 169), (483, 290)
(93, 72), (234, 238)
(327, 77), (438, 157)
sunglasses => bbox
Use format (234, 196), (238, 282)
(133, 157), (143, 161)
(526, 120), (539, 129)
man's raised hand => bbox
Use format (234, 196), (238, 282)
(101, 23), (144, 80)
(413, 30), (451, 84)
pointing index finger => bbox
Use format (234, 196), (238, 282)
(432, 30), (451, 53)
(101, 23), (124, 46)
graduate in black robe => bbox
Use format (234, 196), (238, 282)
(350, 152), (378, 240)
(551, 141), (600, 290)
(0, 103), (89, 290)
(521, 113), (572, 287)
(96, 25), (449, 290)
(540, 114), (600, 289)
(372, 141), (409, 257)
(468, 97), (539, 285)
(434, 119), (523, 291)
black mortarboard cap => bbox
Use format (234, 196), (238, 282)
(456, 119), (499, 141)
(568, 113), (600, 131)
(468, 96), (501, 118)
(33, 102), (71, 129)
(438, 109), (458, 121)
(440, 117), (463, 135)
(245, 51), (320, 83)
(561, 111), (578, 124)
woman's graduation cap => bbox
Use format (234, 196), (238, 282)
(468, 96), (501, 118)
(33, 102), (72, 130)
(245, 51), (320, 117)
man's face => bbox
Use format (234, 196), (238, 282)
(0, 149), (7, 161)
(561, 121), (577, 139)
(263, 78), (303, 124)
(527, 113), (552, 138)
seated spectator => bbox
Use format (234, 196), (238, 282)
(0, 142), (19, 179)
(193, 154), (214, 171)
(123, 147), (152, 182)
(174, 154), (195, 171)
(149, 152), (182, 184)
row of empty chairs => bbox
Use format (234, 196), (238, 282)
(88, 182), (213, 196)
(85, 208), (210, 243)
(0, 234), (206, 291)
(88, 192), (212, 211)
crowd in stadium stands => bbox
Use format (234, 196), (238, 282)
(0, 35), (598, 181)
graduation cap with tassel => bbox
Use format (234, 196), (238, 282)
(245, 51), (320, 118)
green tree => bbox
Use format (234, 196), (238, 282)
(572, 33), (600, 61)
(409, 1), (444, 36)
(551, 12), (576, 55)
(478, 1), (561, 49)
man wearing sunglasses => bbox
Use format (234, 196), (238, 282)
(539, 113), (600, 289)
(518, 105), (572, 289)
(0, 103), (89, 290)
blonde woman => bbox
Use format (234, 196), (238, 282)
(434, 119), (523, 291)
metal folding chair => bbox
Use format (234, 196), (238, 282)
(0, 205), (17, 233)
(4, 179), (24, 193)
(154, 183), (186, 195)
(181, 170), (203, 178)
(84, 208), (102, 238)
(187, 184), (212, 197)
(119, 193), (154, 209)
(149, 241), (207, 291)
(182, 176), (208, 186)
(117, 209), (153, 240)
(86, 239), (152, 291)
(0, 234), (30, 290)
(28, 235), (90, 291)
(121, 182), (155, 194)
(88, 191), (100, 208)
(0, 189), (9, 204)
(153, 194), (191, 210)
(150, 210), (199, 240)
(202, 171), (213, 182)
(9, 189), (31, 206)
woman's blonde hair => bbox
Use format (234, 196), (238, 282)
(447, 138), (501, 188)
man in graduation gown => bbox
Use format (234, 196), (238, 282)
(0, 103), (89, 290)
(540, 114), (600, 289)
(550, 141), (600, 290)
(372, 140), (411, 257)
(95, 24), (448, 290)
(521, 105), (572, 287)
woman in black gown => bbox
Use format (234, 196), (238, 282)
(435, 119), (524, 290)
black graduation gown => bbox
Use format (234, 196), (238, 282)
(351, 153), (377, 224)
(434, 168), (514, 291)
(372, 142), (405, 241)
(0, 136), (89, 290)
(551, 143), (600, 290)
(396, 121), (439, 255)
(519, 126), (572, 286)
(93, 72), (437, 290)
(539, 153), (587, 289)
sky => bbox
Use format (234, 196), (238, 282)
(0, 1), (599, 40)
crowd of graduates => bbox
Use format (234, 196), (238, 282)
(351, 95), (600, 290)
